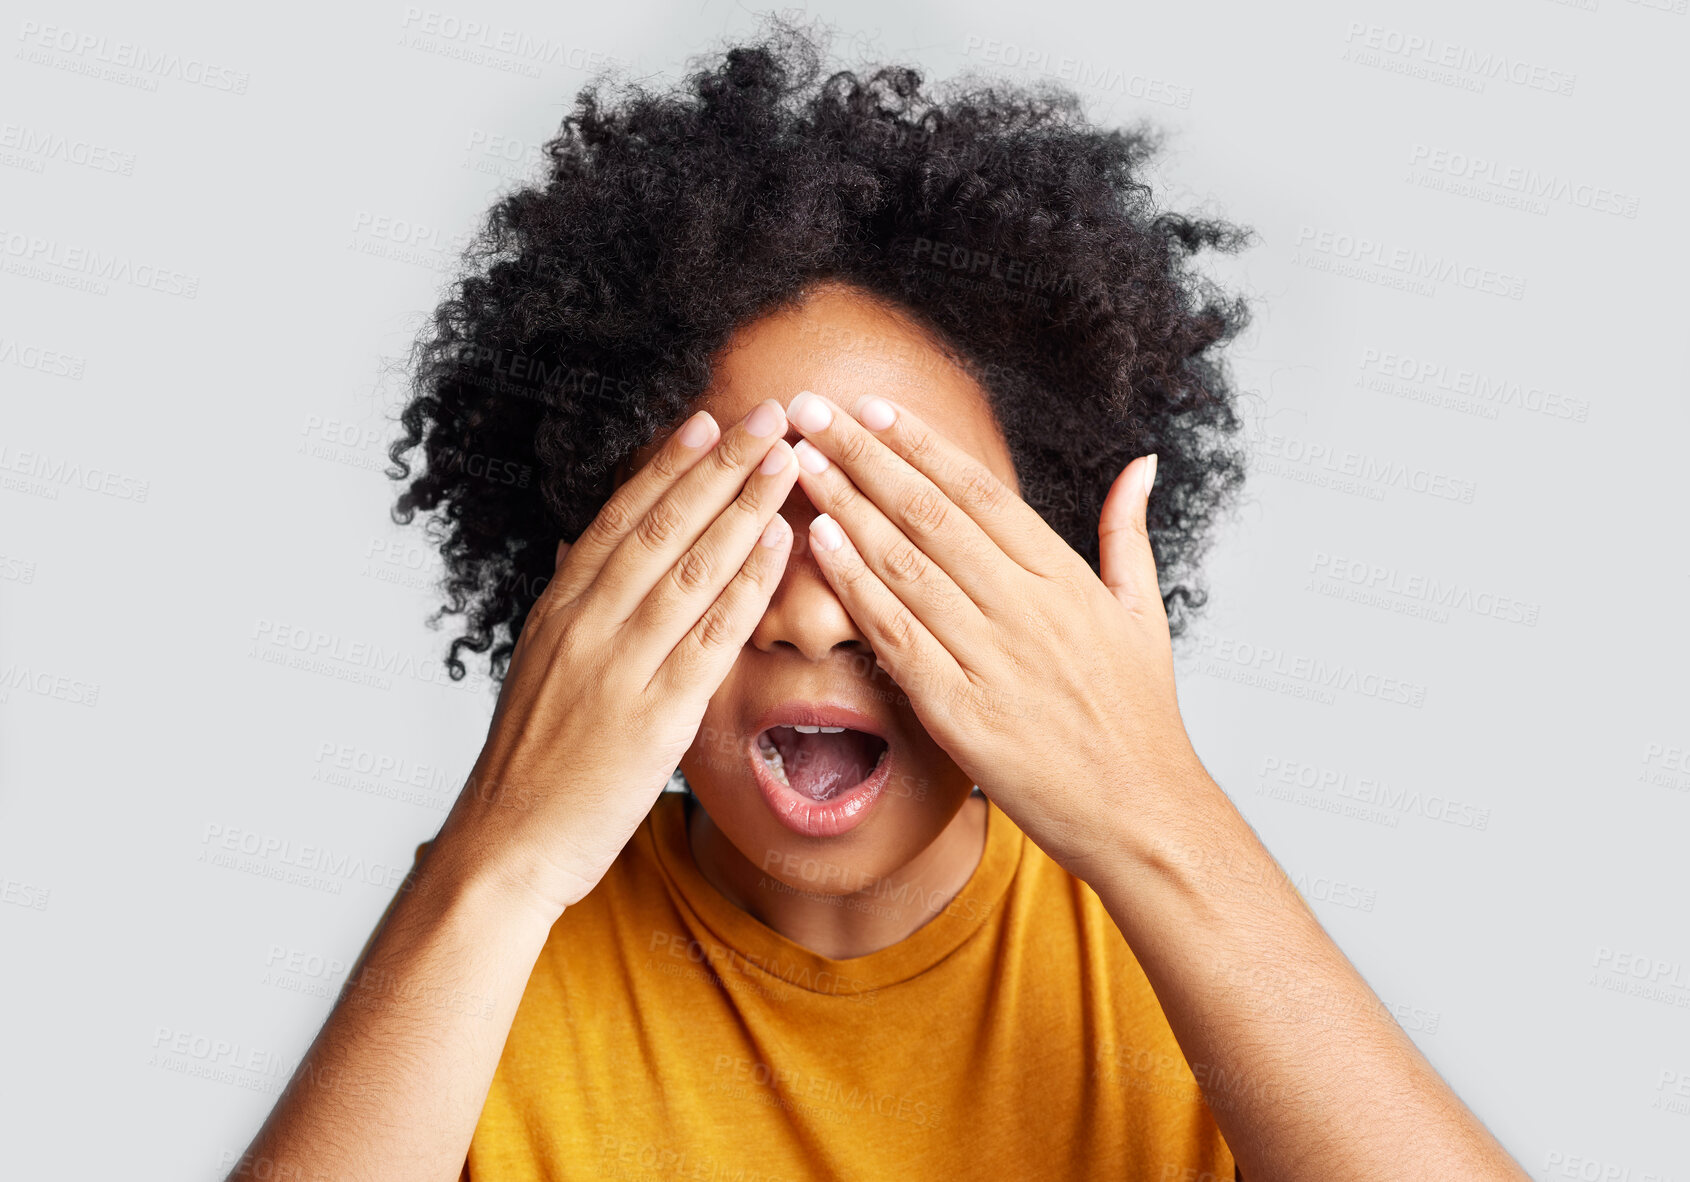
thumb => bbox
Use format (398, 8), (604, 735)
(1098, 454), (1160, 613)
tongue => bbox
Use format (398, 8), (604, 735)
(772, 728), (883, 801)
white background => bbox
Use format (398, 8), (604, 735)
(2, 1), (1686, 1177)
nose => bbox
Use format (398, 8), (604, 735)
(750, 478), (873, 663)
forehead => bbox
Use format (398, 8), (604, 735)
(629, 283), (1018, 490)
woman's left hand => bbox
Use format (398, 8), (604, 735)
(782, 389), (1213, 883)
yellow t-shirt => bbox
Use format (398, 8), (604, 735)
(465, 793), (1236, 1181)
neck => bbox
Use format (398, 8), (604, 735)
(685, 794), (990, 959)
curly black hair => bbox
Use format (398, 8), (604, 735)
(387, 20), (1252, 684)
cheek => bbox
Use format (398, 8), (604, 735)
(688, 707), (748, 786)
(683, 654), (774, 791)
(888, 739), (971, 814)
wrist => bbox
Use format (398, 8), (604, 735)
(420, 807), (582, 931)
(438, 748), (629, 918)
(1077, 757), (1288, 929)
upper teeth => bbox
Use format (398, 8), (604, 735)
(792, 725), (847, 733)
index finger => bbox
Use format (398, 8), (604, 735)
(548, 409), (720, 604)
(786, 390), (1066, 580)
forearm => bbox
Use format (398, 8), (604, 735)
(230, 816), (560, 1182)
(1089, 763), (1527, 1182)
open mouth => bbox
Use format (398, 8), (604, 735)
(756, 725), (890, 803)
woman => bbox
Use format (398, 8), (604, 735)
(235, 24), (1527, 1181)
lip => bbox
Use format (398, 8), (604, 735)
(745, 701), (894, 838)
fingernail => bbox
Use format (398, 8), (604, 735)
(1143, 454), (1158, 497)
(854, 396), (896, 431)
(745, 401), (782, 438)
(760, 514), (789, 548)
(679, 411), (715, 449)
(759, 440), (792, 474)
(811, 513), (844, 552)
(794, 439), (830, 474)
(787, 390), (833, 432)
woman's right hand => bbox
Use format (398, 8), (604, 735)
(433, 399), (798, 916)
